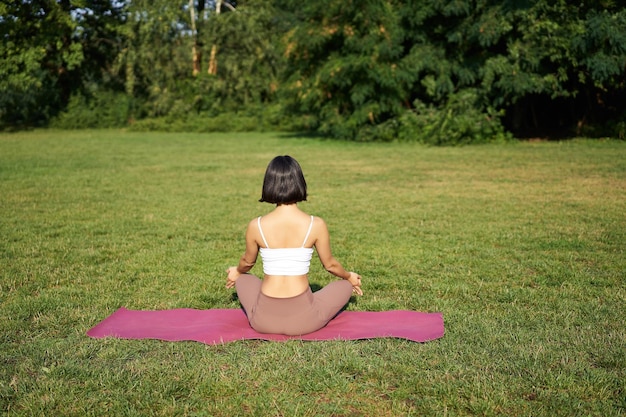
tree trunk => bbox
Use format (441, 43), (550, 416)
(208, 0), (222, 75)
(208, 45), (217, 75)
(189, 0), (201, 76)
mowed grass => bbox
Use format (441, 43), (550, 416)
(1, 130), (624, 416)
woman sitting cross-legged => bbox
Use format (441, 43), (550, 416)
(226, 155), (363, 336)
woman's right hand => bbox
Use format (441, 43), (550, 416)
(347, 272), (363, 295)
(226, 266), (240, 289)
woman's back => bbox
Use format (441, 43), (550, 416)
(257, 206), (315, 297)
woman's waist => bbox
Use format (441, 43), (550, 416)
(261, 275), (309, 298)
(257, 285), (314, 307)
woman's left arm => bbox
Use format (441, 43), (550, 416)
(226, 220), (259, 288)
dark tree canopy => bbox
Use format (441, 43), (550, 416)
(1, 0), (624, 141)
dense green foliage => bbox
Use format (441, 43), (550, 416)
(1, 1), (625, 142)
(0, 1), (83, 127)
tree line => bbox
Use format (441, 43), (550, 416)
(1, 0), (625, 143)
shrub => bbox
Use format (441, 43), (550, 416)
(50, 90), (133, 129)
(128, 104), (301, 133)
(394, 91), (512, 145)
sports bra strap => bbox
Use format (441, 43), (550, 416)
(302, 215), (314, 247)
(257, 216), (270, 248)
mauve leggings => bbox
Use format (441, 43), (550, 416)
(235, 274), (353, 336)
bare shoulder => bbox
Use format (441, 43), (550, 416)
(246, 217), (259, 229)
(245, 217), (262, 237)
(311, 215), (329, 233)
(312, 215), (327, 226)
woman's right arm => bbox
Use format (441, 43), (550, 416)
(314, 218), (363, 295)
(226, 219), (259, 288)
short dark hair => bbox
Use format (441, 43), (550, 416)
(259, 155), (308, 204)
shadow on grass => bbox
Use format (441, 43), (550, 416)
(276, 131), (329, 140)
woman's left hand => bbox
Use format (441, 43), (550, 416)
(225, 266), (240, 289)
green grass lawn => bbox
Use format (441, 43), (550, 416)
(1, 130), (624, 416)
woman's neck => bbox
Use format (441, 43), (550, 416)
(274, 203), (299, 211)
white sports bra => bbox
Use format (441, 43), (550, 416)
(258, 216), (315, 276)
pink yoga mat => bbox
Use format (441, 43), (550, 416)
(87, 307), (444, 344)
